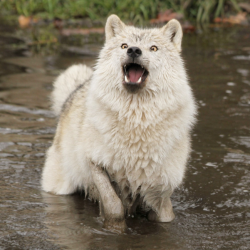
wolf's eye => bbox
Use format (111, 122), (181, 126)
(121, 43), (128, 49)
(150, 46), (158, 52)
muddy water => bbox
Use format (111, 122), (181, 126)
(0, 24), (249, 249)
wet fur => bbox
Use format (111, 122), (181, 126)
(41, 15), (197, 227)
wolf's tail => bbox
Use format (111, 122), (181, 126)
(51, 64), (93, 116)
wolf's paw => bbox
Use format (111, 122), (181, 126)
(103, 218), (127, 233)
(147, 209), (175, 222)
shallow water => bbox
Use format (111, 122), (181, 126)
(0, 24), (250, 249)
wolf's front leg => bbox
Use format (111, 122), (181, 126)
(90, 162), (126, 233)
(147, 196), (175, 222)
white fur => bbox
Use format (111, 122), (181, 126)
(41, 15), (197, 218)
(51, 64), (93, 116)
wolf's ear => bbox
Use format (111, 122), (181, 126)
(105, 14), (125, 41)
(161, 19), (183, 52)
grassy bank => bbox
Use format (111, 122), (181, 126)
(0, 0), (245, 24)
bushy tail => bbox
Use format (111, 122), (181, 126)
(51, 64), (93, 116)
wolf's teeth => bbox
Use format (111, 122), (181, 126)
(136, 76), (142, 83)
(125, 75), (129, 83)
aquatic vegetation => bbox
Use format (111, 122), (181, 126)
(0, 0), (244, 24)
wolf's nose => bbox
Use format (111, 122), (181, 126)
(127, 47), (142, 58)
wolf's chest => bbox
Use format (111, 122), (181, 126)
(112, 119), (161, 154)
(106, 117), (166, 176)
(106, 123), (165, 197)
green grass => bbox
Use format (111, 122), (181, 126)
(0, 0), (243, 24)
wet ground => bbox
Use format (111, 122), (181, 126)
(0, 22), (249, 250)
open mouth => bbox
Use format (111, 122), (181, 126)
(123, 63), (149, 85)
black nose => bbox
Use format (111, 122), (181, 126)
(127, 47), (142, 58)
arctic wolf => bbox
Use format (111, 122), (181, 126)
(41, 14), (196, 232)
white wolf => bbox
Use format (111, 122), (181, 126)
(41, 14), (197, 232)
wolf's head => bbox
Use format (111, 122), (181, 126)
(93, 14), (186, 98)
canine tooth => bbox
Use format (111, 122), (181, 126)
(125, 75), (129, 83)
(136, 76), (142, 83)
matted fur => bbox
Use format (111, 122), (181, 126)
(41, 15), (197, 220)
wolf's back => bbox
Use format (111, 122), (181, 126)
(51, 64), (93, 116)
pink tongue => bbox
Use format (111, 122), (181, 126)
(128, 67), (144, 83)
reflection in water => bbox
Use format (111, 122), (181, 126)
(42, 192), (94, 249)
(0, 25), (250, 249)
(42, 192), (184, 250)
